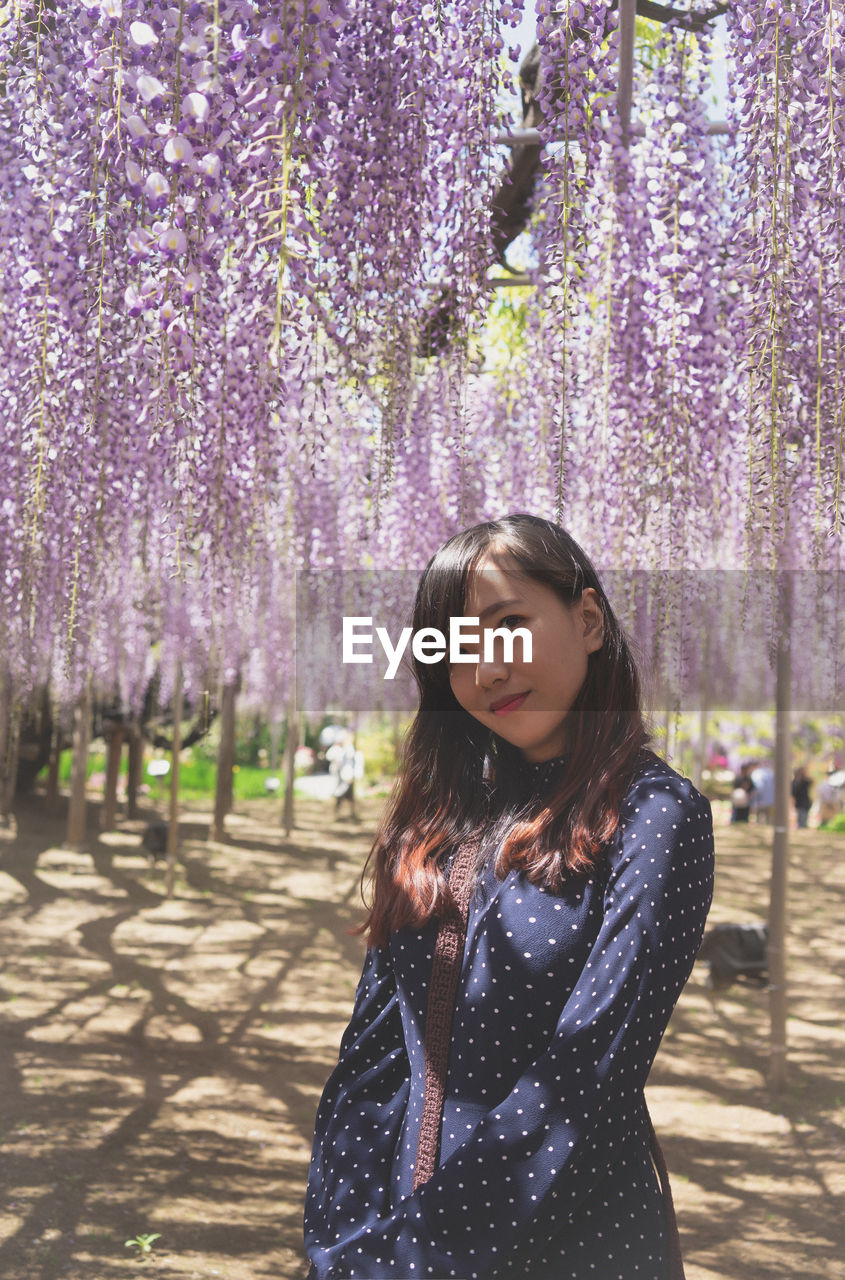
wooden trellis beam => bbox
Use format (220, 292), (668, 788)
(494, 121), (730, 147)
(621, 0), (731, 29)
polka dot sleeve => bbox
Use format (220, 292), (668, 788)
(307, 771), (714, 1279)
(305, 943), (411, 1256)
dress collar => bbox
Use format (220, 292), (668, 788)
(515, 752), (568, 792)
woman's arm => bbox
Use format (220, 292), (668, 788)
(304, 942), (411, 1260)
(308, 768), (714, 1280)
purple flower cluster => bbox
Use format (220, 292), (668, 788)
(1, 0), (843, 731)
(528, 0), (618, 515)
(0, 0), (512, 717)
(726, 0), (845, 569)
(572, 19), (742, 568)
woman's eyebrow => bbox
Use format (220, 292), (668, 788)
(476, 597), (524, 621)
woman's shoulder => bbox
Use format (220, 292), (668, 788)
(617, 749), (713, 835)
(595, 750), (715, 896)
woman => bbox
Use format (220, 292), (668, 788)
(729, 764), (755, 824)
(304, 514), (715, 1280)
(791, 766), (812, 829)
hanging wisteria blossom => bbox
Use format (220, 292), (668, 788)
(0, 0), (843, 747)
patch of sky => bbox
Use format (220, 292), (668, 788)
(496, 3), (729, 128)
(490, 3), (730, 277)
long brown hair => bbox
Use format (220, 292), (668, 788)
(361, 514), (650, 947)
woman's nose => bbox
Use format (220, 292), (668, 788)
(475, 637), (508, 686)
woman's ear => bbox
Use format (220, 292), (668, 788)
(580, 588), (604, 654)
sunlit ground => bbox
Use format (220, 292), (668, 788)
(1, 792), (843, 1280)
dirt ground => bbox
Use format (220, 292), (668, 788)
(0, 788), (843, 1280)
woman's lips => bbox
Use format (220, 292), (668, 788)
(489, 691), (530, 715)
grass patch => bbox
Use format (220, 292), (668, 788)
(55, 750), (284, 801)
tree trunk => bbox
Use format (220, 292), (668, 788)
(392, 708), (404, 767)
(694, 630), (711, 791)
(282, 701), (299, 836)
(166, 667), (183, 899)
(768, 573), (792, 1095)
(617, 0), (637, 149)
(0, 673), (20, 824)
(210, 679), (238, 842)
(46, 722), (62, 806)
(101, 727), (124, 831)
(663, 699), (676, 765)
(126, 729), (143, 819)
(66, 683), (92, 849)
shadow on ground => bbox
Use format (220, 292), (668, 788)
(1, 793), (843, 1280)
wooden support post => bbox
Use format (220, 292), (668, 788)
(66, 683), (91, 849)
(101, 726), (125, 831)
(126, 728), (143, 820)
(210, 679), (238, 843)
(768, 573), (792, 1095)
(166, 666), (183, 899)
(695, 629), (711, 791)
(282, 700), (299, 837)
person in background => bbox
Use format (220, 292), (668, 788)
(730, 763), (755, 824)
(791, 766), (812, 829)
(750, 760), (775, 823)
(817, 767), (845, 825)
(328, 730), (363, 820)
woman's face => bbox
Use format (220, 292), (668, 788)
(448, 553), (604, 762)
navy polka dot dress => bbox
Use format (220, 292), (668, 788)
(304, 751), (714, 1279)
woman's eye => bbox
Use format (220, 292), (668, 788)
(499, 614), (525, 630)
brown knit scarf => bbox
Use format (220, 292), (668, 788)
(413, 836), (479, 1190)
(411, 836), (686, 1280)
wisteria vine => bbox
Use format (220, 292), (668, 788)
(0, 0), (843, 752)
